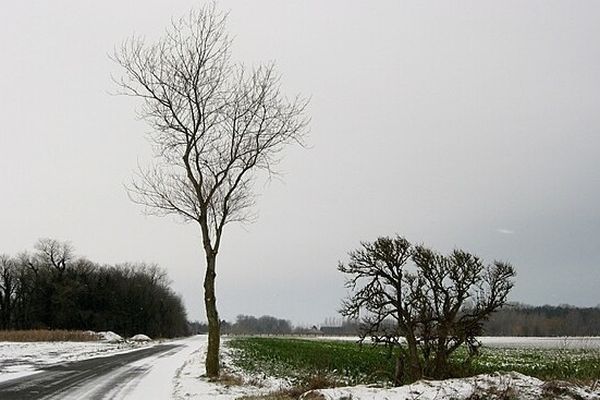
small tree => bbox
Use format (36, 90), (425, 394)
(339, 236), (515, 384)
(0, 255), (17, 329)
(112, 5), (308, 377)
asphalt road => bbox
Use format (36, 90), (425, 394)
(0, 343), (182, 400)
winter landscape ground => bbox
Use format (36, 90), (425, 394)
(0, 335), (280, 399)
(1, 334), (599, 399)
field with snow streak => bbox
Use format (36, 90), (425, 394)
(1, 335), (599, 399)
(305, 372), (600, 400)
(228, 336), (600, 400)
(229, 336), (600, 384)
(479, 336), (600, 349)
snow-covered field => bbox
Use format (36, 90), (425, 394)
(306, 372), (600, 400)
(303, 335), (600, 349)
(1, 335), (599, 399)
(479, 336), (600, 349)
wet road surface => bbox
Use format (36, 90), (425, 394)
(0, 343), (182, 399)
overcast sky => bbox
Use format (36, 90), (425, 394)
(1, 1), (599, 325)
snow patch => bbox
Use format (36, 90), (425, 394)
(303, 372), (600, 400)
(97, 331), (124, 343)
(170, 336), (290, 399)
(129, 334), (151, 342)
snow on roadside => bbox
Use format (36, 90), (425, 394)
(169, 335), (290, 399)
(0, 336), (154, 383)
(0, 334), (283, 399)
(48, 335), (288, 400)
(303, 372), (600, 400)
(97, 331), (125, 343)
(130, 334), (152, 342)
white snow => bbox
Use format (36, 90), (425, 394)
(45, 335), (288, 400)
(172, 336), (288, 399)
(130, 334), (152, 342)
(0, 337), (153, 383)
(0, 335), (286, 399)
(303, 372), (600, 400)
(2, 335), (599, 399)
(295, 335), (600, 349)
(97, 331), (125, 343)
(478, 336), (600, 349)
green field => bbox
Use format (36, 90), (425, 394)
(227, 337), (600, 386)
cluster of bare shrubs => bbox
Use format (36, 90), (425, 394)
(339, 235), (516, 384)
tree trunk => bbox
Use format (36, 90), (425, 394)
(405, 334), (422, 382)
(431, 334), (450, 379)
(433, 349), (448, 379)
(204, 253), (220, 378)
(393, 354), (404, 386)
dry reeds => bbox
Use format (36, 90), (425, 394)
(0, 329), (98, 342)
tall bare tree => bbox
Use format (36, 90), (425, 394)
(112, 5), (308, 377)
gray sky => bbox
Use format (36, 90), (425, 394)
(1, 1), (599, 325)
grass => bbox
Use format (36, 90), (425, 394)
(0, 329), (99, 342)
(229, 337), (395, 386)
(228, 337), (600, 388)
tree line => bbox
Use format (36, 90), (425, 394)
(319, 304), (600, 337)
(190, 315), (293, 335)
(484, 303), (600, 336)
(0, 239), (188, 338)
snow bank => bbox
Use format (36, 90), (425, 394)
(129, 334), (151, 342)
(302, 372), (600, 400)
(170, 336), (290, 399)
(97, 331), (124, 343)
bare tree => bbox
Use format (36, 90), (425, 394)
(0, 255), (17, 329)
(112, 4), (308, 377)
(34, 238), (74, 275)
(339, 236), (515, 384)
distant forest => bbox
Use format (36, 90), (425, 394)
(318, 304), (600, 337)
(484, 303), (600, 336)
(0, 239), (188, 338)
(194, 304), (600, 337)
